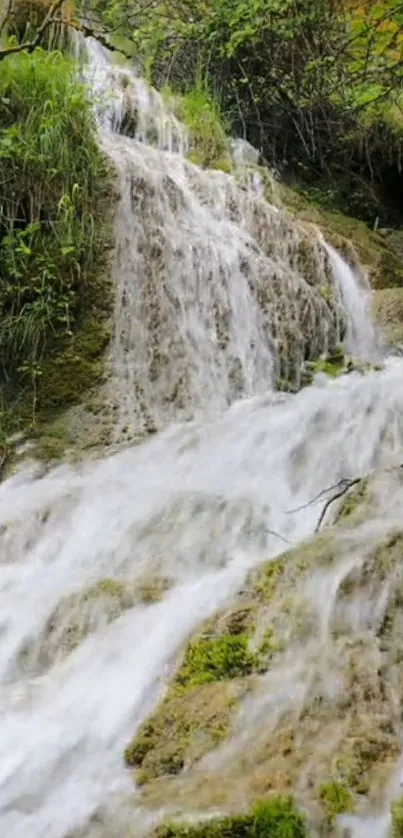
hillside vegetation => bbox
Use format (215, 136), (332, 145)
(85, 0), (403, 225)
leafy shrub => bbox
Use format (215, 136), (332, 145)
(0, 48), (112, 412)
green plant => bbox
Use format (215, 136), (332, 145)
(319, 780), (354, 824)
(156, 797), (307, 838)
(0, 47), (113, 414)
(390, 797), (403, 837)
(175, 632), (257, 688)
(178, 83), (229, 168)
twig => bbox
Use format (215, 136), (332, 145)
(264, 528), (291, 545)
(288, 478), (358, 514)
(315, 477), (361, 532)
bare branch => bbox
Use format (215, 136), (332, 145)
(315, 478), (361, 532)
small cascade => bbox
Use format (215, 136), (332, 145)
(326, 243), (379, 361)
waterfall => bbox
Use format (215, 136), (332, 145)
(0, 38), (399, 838)
(82, 38), (379, 441)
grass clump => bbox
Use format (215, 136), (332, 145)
(177, 84), (230, 170)
(0, 48), (114, 428)
(319, 780), (354, 824)
(390, 798), (403, 837)
(156, 797), (307, 838)
(175, 633), (257, 688)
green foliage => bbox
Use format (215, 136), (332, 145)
(177, 83), (230, 168)
(175, 632), (257, 688)
(156, 798), (307, 838)
(319, 780), (354, 824)
(101, 0), (403, 225)
(390, 797), (403, 837)
(0, 48), (113, 415)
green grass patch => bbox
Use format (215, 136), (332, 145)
(319, 780), (354, 824)
(0, 47), (114, 434)
(176, 84), (231, 169)
(156, 797), (308, 838)
(175, 633), (257, 688)
(390, 797), (403, 837)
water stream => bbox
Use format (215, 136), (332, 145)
(0, 38), (402, 838)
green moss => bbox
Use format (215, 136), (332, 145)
(390, 798), (403, 837)
(335, 733), (398, 795)
(211, 158), (233, 174)
(335, 478), (370, 524)
(319, 780), (354, 824)
(302, 345), (345, 384)
(278, 183), (403, 291)
(175, 633), (257, 689)
(124, 680), (239, 781)
(156, 798), (308, 838)
(373, 288), (403, 345)
(252, 558), (287, 601)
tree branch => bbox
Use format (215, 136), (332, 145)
(315, 477), (361, 532)
(0, 0), (67, 61)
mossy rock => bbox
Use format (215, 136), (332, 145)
(335, 478), (371, 525)
(390, 797), (403, 837)
(18, 576), (155, 674)
(373, 288), (403, 346)
(155, 797), (308, 838)
(175, 633), (258, 689)
(124, 679), (244, 783)
(277, 183), (403, 290)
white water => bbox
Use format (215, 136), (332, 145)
(325, 243), (379, 361)
(0, 39), (400, 838)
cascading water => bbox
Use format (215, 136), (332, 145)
(0, 37), (402, 838)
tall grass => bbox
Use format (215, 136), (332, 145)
(176, 83), (230, 169)
(0, 48), (111, 397)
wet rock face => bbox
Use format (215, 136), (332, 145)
(104, 137), (346, 441)
(125, 469), (403, 833)
(373, 288), (403, 348)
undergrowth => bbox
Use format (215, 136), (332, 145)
(173, 84), (230, 170)
(0, 47), (114, 440)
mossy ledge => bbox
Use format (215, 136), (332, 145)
(155, 798), (308, 838)
(277, 184), (403, 292)
(126, 471), (403, 829)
